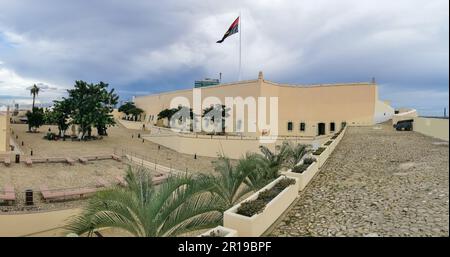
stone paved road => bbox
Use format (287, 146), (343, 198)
(269, 123), (449, 237)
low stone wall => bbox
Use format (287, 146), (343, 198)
(0, 208), (81, 236)
(116, 119), (148, 130)
(143, 133), (330, 159)
(413, 117), (449, 141)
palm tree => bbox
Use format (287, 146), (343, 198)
(30, 84), (40, 111)
(285, 143), (311, 169)
(65, 167), (222, 237)
(205, 156), (258, 210)
(258, 142), (291, 178)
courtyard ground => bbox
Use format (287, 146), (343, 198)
(8, 123), (218, 173)
(269, 123), (449, 237)
(1, 123), (222, 213)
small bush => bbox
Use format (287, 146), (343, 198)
(258, 189), (280, 202)
(43, 132), (57, 140)
(331, 134), (338, 139)
(236, 200), (266, 217)
(303, 157), (316, 165)
(313, 147), (326, 155)
(272, 178), (296, 192)
(324, 141), (333, 146)
(291, 164), (310, 173)
(236, 178), (296, 217)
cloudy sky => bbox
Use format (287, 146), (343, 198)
(0, 0), (448, 115)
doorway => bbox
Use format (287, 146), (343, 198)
(317, 123), (326, 136)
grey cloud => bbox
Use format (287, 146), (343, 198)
(0, 0), (447, 114)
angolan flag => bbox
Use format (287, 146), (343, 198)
(217, 16), (239, 43)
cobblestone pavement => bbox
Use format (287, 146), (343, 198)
(269, 124), (449, 237)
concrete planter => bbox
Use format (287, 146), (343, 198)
(223, 176), (299, 237)
(198, 226), (238, 237)
(281, 161), (319, 191)
(315, 146), (331, 168)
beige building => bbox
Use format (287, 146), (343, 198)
(0, 108), (10, 154)
(134, 71), (394, 138)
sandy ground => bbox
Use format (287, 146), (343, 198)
(1, 123), (223, 213)
(9, 123), (218, 173)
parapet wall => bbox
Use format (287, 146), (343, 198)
(413, 117), (449, 141)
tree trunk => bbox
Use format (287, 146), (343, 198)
(32, 95), (36, 111)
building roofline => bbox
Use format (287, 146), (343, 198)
(134, 78), (375, 99)
(263, 80), (375, 88)
(134, 79), (259, 99)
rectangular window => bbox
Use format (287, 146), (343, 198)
(330, 122), (335, 132)
(300, 122), (306, 132)
(287, 122), (293, 131)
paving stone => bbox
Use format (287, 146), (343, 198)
(269, 124), (449, 237)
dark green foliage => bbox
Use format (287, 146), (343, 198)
(303, 157), (316, 165)
(257, 188), (280, 202)
(291, 164), (310, 173)
(324, 140), (333, 146)
(26, 107), (44, 132)
(236, 178), (296, 217)
(285, 143), (310, 169)
(44, 132), (57, 140)
(63, 81), (118, 138)
(236, 200), (266, 217)
(202, 104), (230, 133)
(313, 147), (327, 155)
(47, 100), (72, 137)
(119, 102), (144, 121)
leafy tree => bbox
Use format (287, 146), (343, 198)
(118, 102), (136, 116)
(30, 84), (40, 110)
(157, 108), (179, 121)
(202, 104), (230, 134)
(51, 100), (72, 137)
(67, 81), (118, 139)
(26, 107), (44, 132)
(129, 107), (144, 121)
(66, 167), (222, 237)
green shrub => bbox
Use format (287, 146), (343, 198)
(273, 178), (296, 191)
(331, 134), (338, 139)
(257, 189), (280, 202)
(313, 147), (326, 155)
(291, 164), (310, 173)
(324, 141), (332, 146)
(236, 200), (266, 217)
(236, 177), (296, 217)
(44, 132), (57, 140)
(303, 157), (316, 165)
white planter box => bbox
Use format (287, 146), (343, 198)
(314, 146), (331, 168)
(223, 176), (299, 237)
(198, 226), (238, 237)
(281, 161), (319, 191)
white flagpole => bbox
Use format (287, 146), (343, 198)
(238, 11), (242, 81)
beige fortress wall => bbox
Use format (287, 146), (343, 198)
(413, 117), (449, 141)
(264, 81), (377, 136)
(134, 72), (390, 138)
(0, 110), (10, 153)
